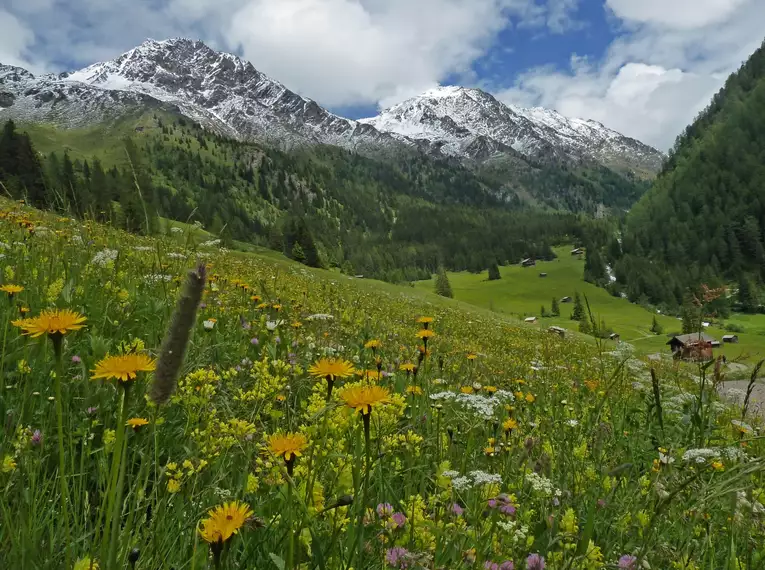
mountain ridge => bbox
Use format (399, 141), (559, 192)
(1, 37), (663, 177)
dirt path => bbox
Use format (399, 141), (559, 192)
(718, 380), (765, 419)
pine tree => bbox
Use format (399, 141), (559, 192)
(650, 315), (663, 335)
(571, 293), (585, 321)
(681, 303), (699, 334)
(738, 274), (758, 313)
(435, 267), (453, 298)
(551, 297), (560, 316)
(488, 262), (501, 281)
(291, 241), (306, 263)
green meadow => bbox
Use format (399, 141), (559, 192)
(415, 247), (765, 364)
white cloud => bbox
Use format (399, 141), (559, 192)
(496, 0), (765, 150)
(546, 0), (583, 34)
(225, 0), (530, 107)
(0, 9), (36, 70)
(606, 0), (749, 30)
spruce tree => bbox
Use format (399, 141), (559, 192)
(551, 297), (560, 316)
(571, 293), (585, 321)
(435, 267), (453, 298)
(650, 315), (663, 335)
(488, 262), (501, 281)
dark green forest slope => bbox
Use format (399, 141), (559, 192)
(607, 40), (765, 310)
(0, 110), (633, 282)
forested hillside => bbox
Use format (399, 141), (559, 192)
(607, 40), (765, 310)
(0, 113), (604, 282)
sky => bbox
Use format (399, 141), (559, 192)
(0, 0), (763, 150)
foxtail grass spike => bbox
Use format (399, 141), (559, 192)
(149, 263), (206, 405)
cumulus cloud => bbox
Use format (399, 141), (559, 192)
(0, 9), (37, 70)
(496, 0), (765, 149)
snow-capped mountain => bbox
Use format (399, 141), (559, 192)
(0, 38), (663, 175)
(360, 86), (663, 175)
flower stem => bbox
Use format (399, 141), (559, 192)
(53, 338), (72, 570)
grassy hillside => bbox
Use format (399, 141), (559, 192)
(416, 247), (765, 363)
(1, 198), (764, 570)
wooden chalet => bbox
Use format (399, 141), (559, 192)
(722, 334), (739, 343)
(521, 258), (536, 267)
(548, 326), (566, 338)
(667, 333), (719, 361)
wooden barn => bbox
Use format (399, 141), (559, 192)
(723, 334), (739, 344)
(521, 258), (536, 267)
(667, 333), (719, 361)
(548, 326), (566, 338)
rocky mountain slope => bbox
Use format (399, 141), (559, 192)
(360, 86), (663, 176)
(1, 38), (662, 176)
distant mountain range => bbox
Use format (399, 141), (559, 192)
(0, 38), (663, 178)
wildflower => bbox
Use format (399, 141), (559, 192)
(377, 503), (394, 517)
(452, 503), (464, 516)
(198, 500), (253, 545)
(0, 284), (23, 296)
(526, 553), (545, 570)
(167, 479), (181, 493)
(416, 316), (434, 328)
(731, 419), (753, 435)
(503, 418), (518, 432)
(267, 432), (308, 475)
(406, 385), (423, 396)
(618, 555), (638, 569)
(2, 455), (16, 473)
(525, 393), (536, 403)
(72, 355), (82, 364)
(711, 461), (724, 471)
(416, 329), (435, 341)
(203, 319), (216, 331)
(126, 417), (149, 431)
(91, 353), (156, 383)
(12, 308), (86, 338)
(73, 558), (100, 570)
(386, 546), (413, 568)
(365, 339), (382, 350)
(308, 357), (356, 399)
(467, 352), (477, 361)
(400, 363), (416, 374)
(391, 512), (407, 528)
(340, 385), (390, 416)
(31, 430), (42, 446)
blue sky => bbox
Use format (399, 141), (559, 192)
(0, 0), (763, 149)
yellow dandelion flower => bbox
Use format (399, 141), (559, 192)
(415, 329), (435, 340)
(399, 363), (416, 373)
(198, 500), (253, 544)
(460, 386), (474, 394)
(126, 417), (149, 430)
(466, 352), (477, 360)
(339, 385), (390, 415)
(266, 432), (308, 462)
(308, 358), (356, 380)
(406, 385), (424, 396)
(711, 461), (724, 471)
(525, 393), (536, 403)
(0, 284), (23, 296)
(12, 308), (86, 338)
(484, 386), (497, 394)
(364, 339), (382, 350)
(503, 418), (518, 432)
(91, 353), (156, 382)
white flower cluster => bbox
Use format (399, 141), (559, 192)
(71, 235), (83, 245)
(429, 391), (515, 420)
(444, 469), (502, 492)
(682, 447), (746, 463)
(306, 313), (334, 321)
(167, 252), (187, 259)
(200, 239), (221, 248)
(170, 227), (184, 234)
(497, 520), (529, 544)
(723, 388), (748, 405)
(525, 472), (561, 497)
(91, 248), (118, 266)
(566, 419), (579, 427)
(133, 246), (153, 252)
(0, 241), (9, 250)
(144, 274), (172, 284)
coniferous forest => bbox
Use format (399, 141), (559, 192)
(0, 115), (601, 283)
(597, 40), (765, 312)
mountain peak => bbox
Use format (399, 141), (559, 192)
(363, 84), (663, 174)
